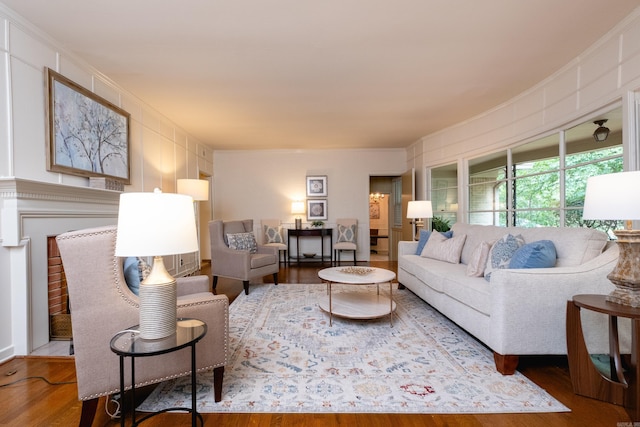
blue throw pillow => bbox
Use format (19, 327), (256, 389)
(509, 240), (557, 269)
(123, 257), (151, 295)
(415, 230), (432, 255)
(414, 230), (453, 255)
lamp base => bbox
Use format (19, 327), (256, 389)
(606, 229), (640, 307)
(295, 218), (302, 229)
(139, 256), (177, 339)
(414, 220), (425, 241)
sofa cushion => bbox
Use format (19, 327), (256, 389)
(509, 240), (557, 269)
(250, 253), (277, 268)
(420, 232), (467, 264)
(466, 241), (493, 277)
(484, 233), (525, 281)
(263, 225), (283, 244)
(443, 267), (492, 316)
(452, 223), (608, 267)
(223, 220), (253, 245)
(227, 232), (258, 253)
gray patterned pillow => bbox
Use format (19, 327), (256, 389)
(337, 224), (356, 242)
(263, 225), (283, 244)
(484, 233), (525, 281)
(227, 232), (258, 253)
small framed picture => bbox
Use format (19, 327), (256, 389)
(307, 199), (327, 221)
(369, 203), (380, 219)
(306, 175), (327, 197)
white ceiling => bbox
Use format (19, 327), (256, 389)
(2, 1), (638, 150)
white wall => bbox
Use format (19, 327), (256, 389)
(0, 5), (212, 360)
(212, 149), (407, 260)
(408, 8), (640, 190)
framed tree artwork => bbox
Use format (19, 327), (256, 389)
(45, 68), (131, 183)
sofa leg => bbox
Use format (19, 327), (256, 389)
(243, 280), (250, 295)
(353, 250), (356, 265)
(494, 352), (519, 375)
(78, 398), (98, 427)
(212, 276), (219, 294)
(273, 273), (278, 285)
(398, 283), (406, 290)
(213, 366), (224, 402)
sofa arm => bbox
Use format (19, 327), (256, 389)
(398, 240), (418, 256)
(488, 244), (619, 355)
(256, 244), (278, 256)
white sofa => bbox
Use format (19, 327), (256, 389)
(398, 222), (620, 374)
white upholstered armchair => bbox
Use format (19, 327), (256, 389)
(56, 225), (228, 427)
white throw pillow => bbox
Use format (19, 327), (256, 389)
(420, 232), (467, 264)
(466, 241), (493, 277)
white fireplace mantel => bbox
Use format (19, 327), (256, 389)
(0, 178), (120, 357)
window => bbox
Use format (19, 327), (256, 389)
(465, 107), (623, 232)
(430, 163), (458, 228)
(512, 134), (560, 227)
(564, 118), (623, 236)
(468, 152), (508, 226)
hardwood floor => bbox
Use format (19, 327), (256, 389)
(0, 260), (632, 426)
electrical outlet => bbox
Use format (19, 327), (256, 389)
(180, 258), (184, 266)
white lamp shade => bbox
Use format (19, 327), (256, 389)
(115, 191), (199, 256)
(407, 200), (433, 219)
(291, 201), (305, 214)
(583, 171), (640, 220)
(177, 179), (209, 201)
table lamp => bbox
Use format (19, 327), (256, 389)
(291, 201), (305, 229)
(177, 179), (209, 268)
(115, 189), (198, 339)
(177, 178), (209, 201)
(583, 171), (640, 307)
(407, 200), (433, 240)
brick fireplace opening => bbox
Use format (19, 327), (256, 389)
(47, 236), (72, 340)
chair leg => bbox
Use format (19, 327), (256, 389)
(273, 272), (278, 285)
(78, 398), (98, 427)
(243, 280), (250, 295)
(213, 366), (224, 402)
(212, 276), (219, 294)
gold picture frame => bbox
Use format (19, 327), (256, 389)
(45, 68), (131, 183)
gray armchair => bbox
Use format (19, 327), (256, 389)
(209, 219), (279, 295)
(56, 225), (228, 427)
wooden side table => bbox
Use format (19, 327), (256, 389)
(566, 294), (640, 421)
(288, 228), (333, 265)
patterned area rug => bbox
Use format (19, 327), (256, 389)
(138, 283), (569, 414)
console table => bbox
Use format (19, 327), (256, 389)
(288, 228), (333, 265)
(566, 294), (640, 421)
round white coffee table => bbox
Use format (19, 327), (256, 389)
(317, 266), (396, 327)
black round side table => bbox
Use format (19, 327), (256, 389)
(110, 318), (207, 426)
